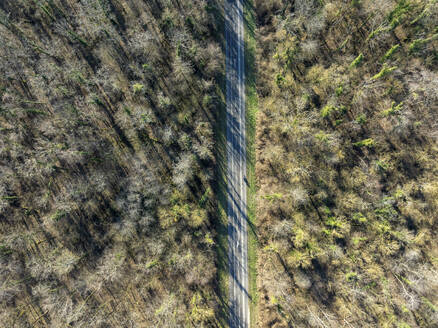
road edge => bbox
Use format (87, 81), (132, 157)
(243, 0), (259, 326)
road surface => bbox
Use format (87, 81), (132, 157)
(225, 0), (249, 327)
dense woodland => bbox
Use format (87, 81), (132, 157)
(254, 0), (437, 327)
(1, 0), (438, 327)
(0, 0), (224, 327)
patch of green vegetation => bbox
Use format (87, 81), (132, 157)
(387, 0), (413, 29)
(145, 259), (159, 269)
(356, 113), (367, 125)
(367, 26), (390, 41)
(321, 104), (337, 118)
(353, 138), (375, 148)
(409, 34), (438, 53)
(263, 193), (283, 202)
(375, 202), (398, 221)
(410, 0), (437, 25)
(315, 131), (330, 142)
(51, 210), (67, 221)
(381, 44), (400, 62)
(351, 0), (361, 8)
(397, 322), (411, 328)
(352, 236), (367, 245)
(321, 104), (346, 118)
(371, 64), (398, 80)
(25, 108), (47, 115)
(0, 245), (13, 257)
(325, 216), (344, 228)
(375, 159), (390, 172)
(338, 37), (349, 51)
(132, 83), (144, 93)
(244, 0), (259, 325)
(322, 228), (332, 236)
(199, 187), (211, 207)
(393, 189), (405, 200)
(382, 101), (404, 116)
(275, 73), (285, 87)
(350, 53), (364, 68)
(352, 212), (368, 224)
(1, 195), (19, 200)
(422, 297), (438, 311)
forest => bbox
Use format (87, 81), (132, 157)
(1, 0), (437, 327)
(0, 0), (224, 327)
(254, 0), (437, 327)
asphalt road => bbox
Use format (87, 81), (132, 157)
(225, 0), (249, 327)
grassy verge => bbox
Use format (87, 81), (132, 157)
(212, 2), (228, 327)
(214, 84), (229, 327)
(243, 0), (259, 326)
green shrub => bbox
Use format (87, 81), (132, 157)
(132, 83), (145, 93)
(350, 53), (364, 68)
(355, 114), (367, 125)
(387, 0), (413, 29)
(371, 64), (397, 80)
(314, 131), (329, 142)
(145, 259), (159, 269)
(382, 101), (403, 116)
(51, 210), (67, 221)
(367, 27), (389, 41)
(325, 216), (343, 228)
(422, 297), (438, 311)
(321, 104), (346, 118)
(352, 237), (367, 245)
(375, 159), (389, 172)
(352, 212), (367, 223)
(321, 104), (337, 118)
(353, 138), (375, 148)
(275, 73), (285, 87)
(410, 5), (430, 25)
(0, 245), (12, 256)
(375, 202), (398, 221)
(381, 44), (400, 62)
(351, 0), (361, 8)
(263, 193), (283, 202)
(409, 34), (438, 53)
